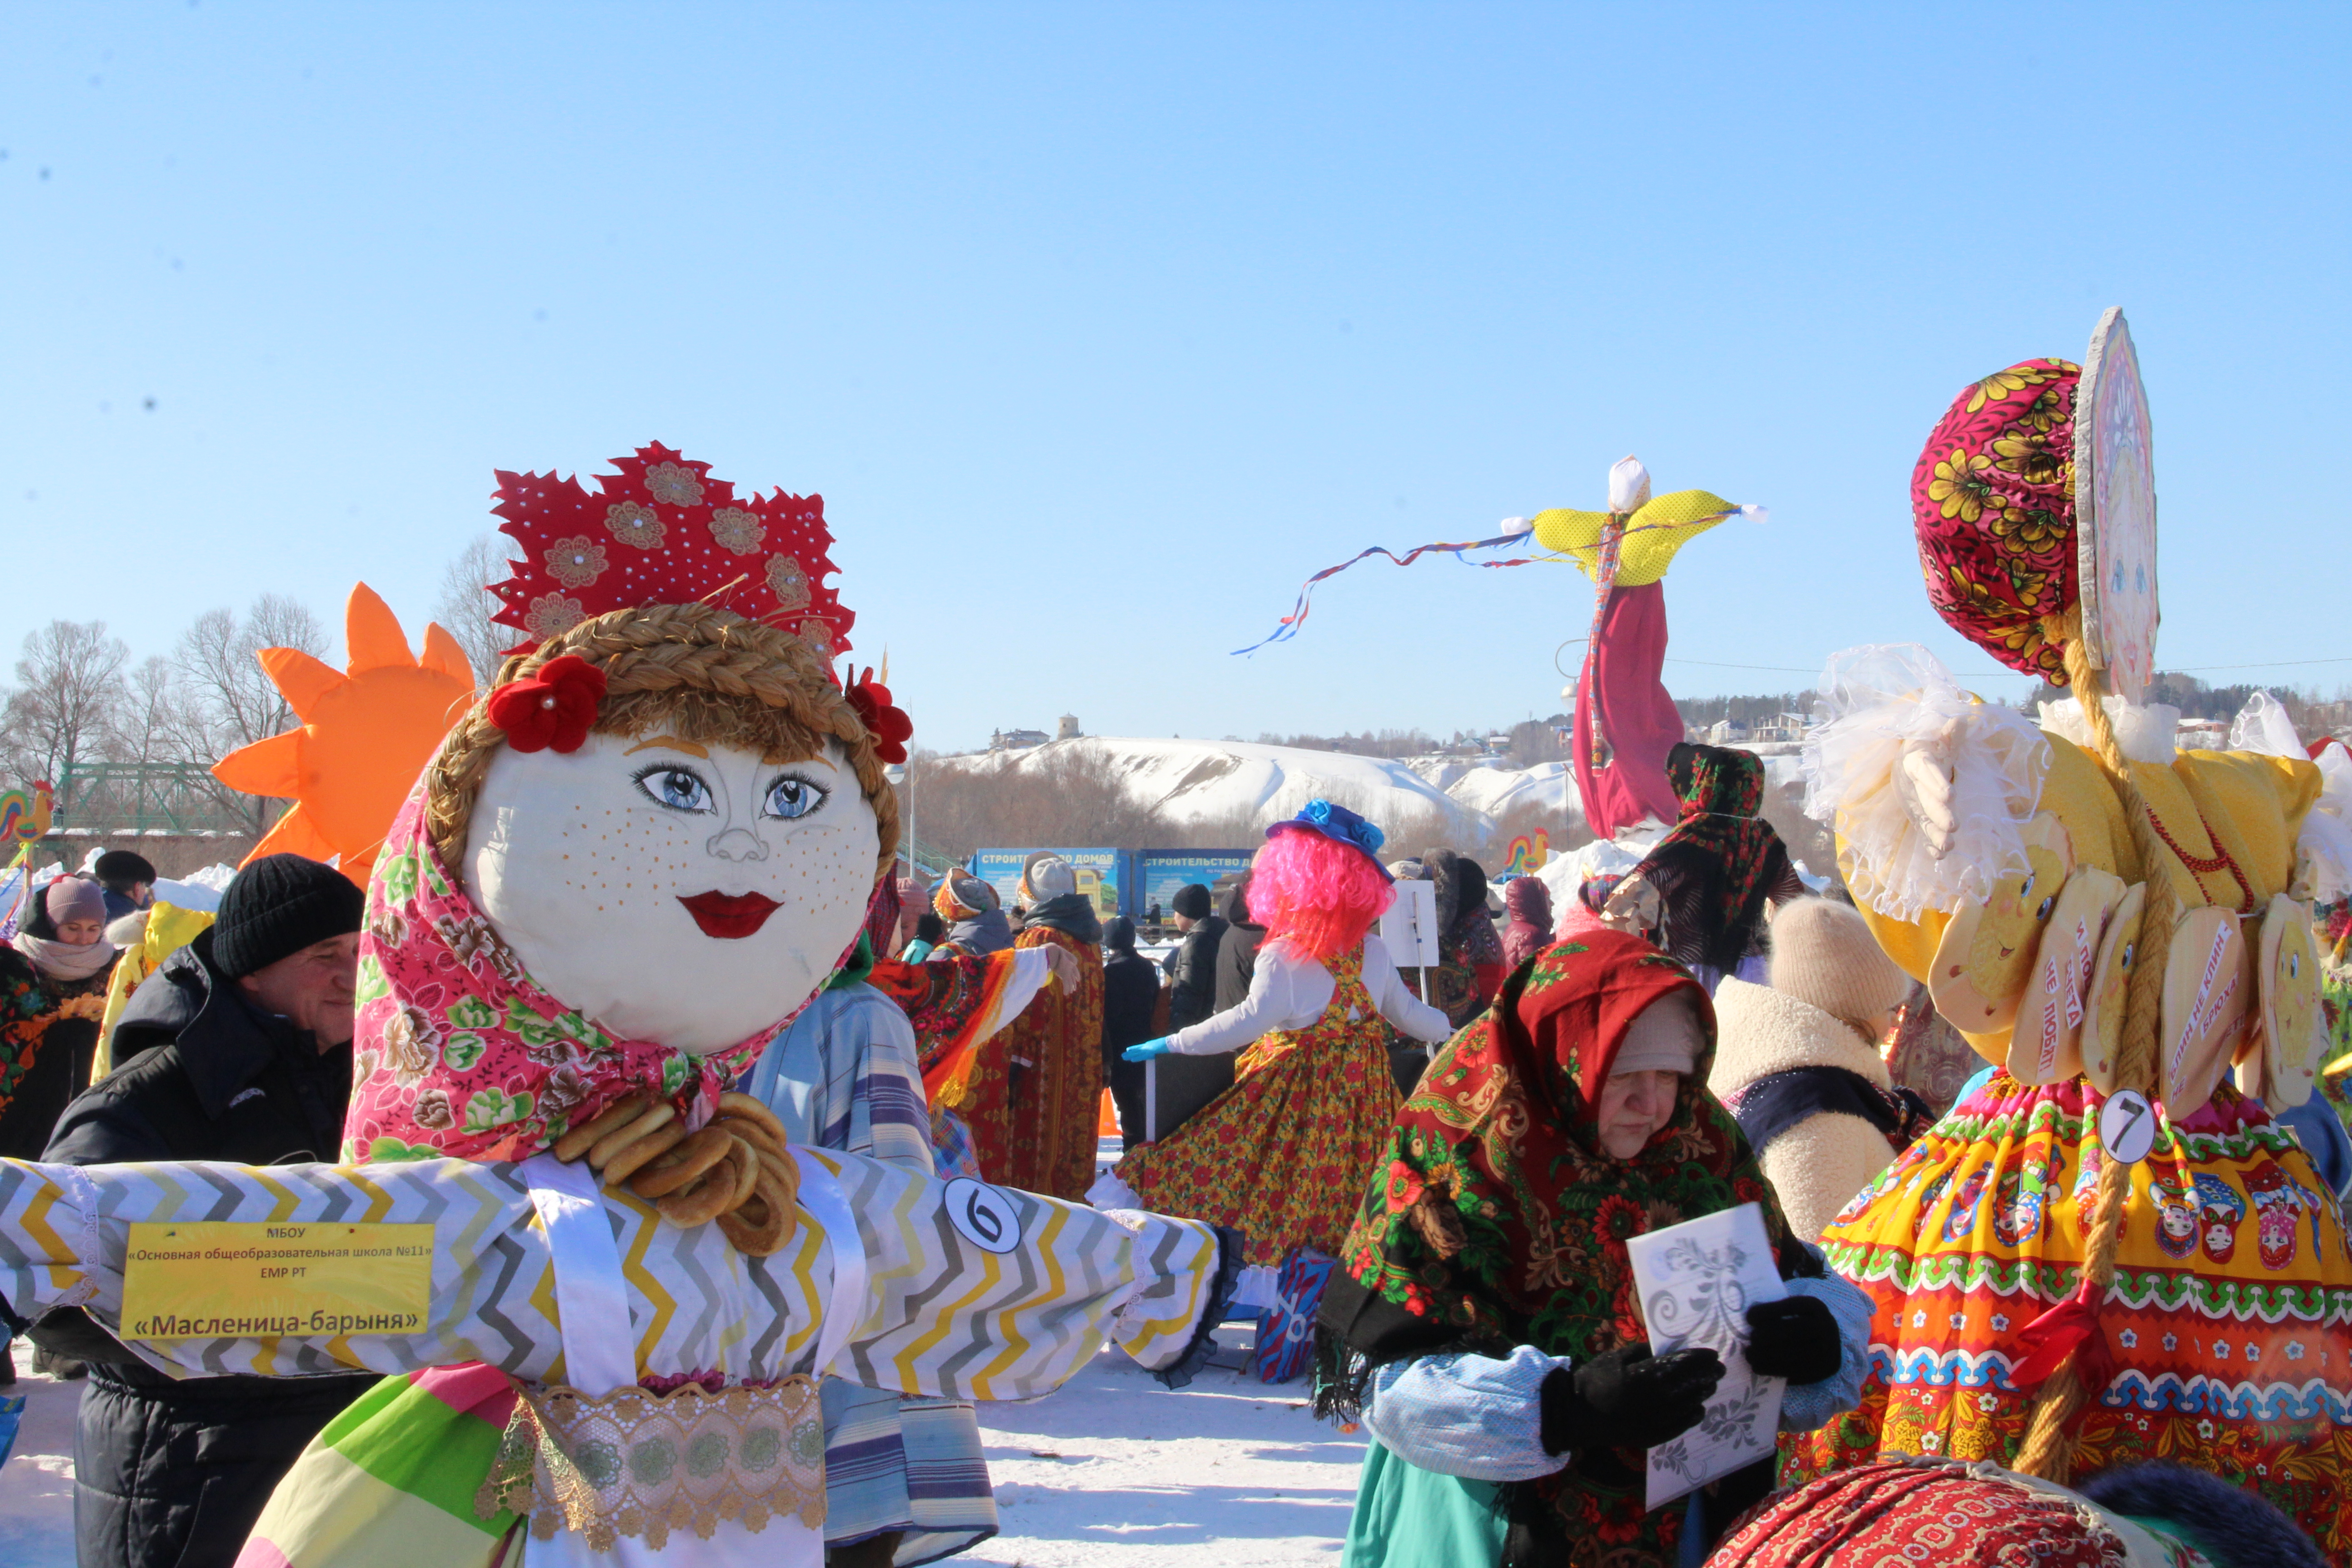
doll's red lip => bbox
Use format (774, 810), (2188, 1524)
(679, 891), (782, 939)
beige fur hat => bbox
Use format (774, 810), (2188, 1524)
(1767, 897), (1911, 1029)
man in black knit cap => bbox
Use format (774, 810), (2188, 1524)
(27, 853), (374, 1568)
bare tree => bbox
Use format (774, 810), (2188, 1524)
(172, 596), (329, 833)
(1, 621), (129, 811)
(112, 656), (184, 765)
(436, 533), (519, 685)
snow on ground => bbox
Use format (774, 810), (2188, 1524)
(1445, 759), (1585, 834)
(1, 1341), (78, 1568)
(942, 735), (1486, 842)
(0, 1335), (1366, 1568)
(965, 1336), (1363, 1567)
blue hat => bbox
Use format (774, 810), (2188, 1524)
(1265, 799), (1392, 881)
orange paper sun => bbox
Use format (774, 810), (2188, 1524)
(214, 584), (477, 885)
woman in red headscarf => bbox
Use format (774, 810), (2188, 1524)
(1318, 930), (1870, 1568)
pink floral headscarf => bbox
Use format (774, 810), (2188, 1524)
(343, 788), (847, 1163)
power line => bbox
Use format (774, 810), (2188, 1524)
(1660, 655), (2352, 678)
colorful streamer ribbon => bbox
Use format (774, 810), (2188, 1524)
(1230, 530), (1547, 655)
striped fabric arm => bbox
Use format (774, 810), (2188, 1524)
(0, 1151), (1224, 1397)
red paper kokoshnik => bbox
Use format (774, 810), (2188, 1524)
(486, 441), (854, 660)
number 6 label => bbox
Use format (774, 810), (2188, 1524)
(2099, 1088), (2159, 1165)
(943, 1177), (1024, 1254)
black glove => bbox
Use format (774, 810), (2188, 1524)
(1540, 1342), (1725, 1455)
(1744, 1295), (1841, 1385)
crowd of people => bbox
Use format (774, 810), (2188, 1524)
(5, 756), (2342, 1566)
(1, 402), (2343, 1568)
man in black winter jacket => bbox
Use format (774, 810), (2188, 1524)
(1213, 871), (1264, 1015)
(28, 854), (373, 1568)
(1161, 883), (1226, 1030)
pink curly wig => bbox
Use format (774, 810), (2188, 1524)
(1248, 828), (1395, 962)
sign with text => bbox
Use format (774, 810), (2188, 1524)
(970, 848), (1127, 919)
(1133, 850), (1256, 921)
(119, 1220), (434, 1341)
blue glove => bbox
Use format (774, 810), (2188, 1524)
(1122, 1037), (1175, 1062)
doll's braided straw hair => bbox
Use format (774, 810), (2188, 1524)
(2012, 605), (2179, 1481)
(417, 599), (902, 1251)
(421, 599), (901, 878)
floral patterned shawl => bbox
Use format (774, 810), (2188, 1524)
(1631, 744), (1796, 973)
(344, 788), (848, 1162)
(1333, 929), (1798, 1564)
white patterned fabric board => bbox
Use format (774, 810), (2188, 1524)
(1623, 1200), (1788, 1510)
(0, 1149), (1220, 1396)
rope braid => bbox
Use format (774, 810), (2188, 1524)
(421, 601), (900, 882)
(2014, 608), (2183, 1481)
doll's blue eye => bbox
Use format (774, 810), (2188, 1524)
(764, 776), (828, 821)
(634, 766), (714, 813)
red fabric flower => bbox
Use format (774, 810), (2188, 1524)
(486, 654), (608, 753)
(844, 666), (913, 764)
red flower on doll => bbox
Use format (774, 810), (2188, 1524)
(844, 667), (912, 764)
(486, 655), (608, 754)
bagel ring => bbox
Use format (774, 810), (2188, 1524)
(588, 1103), (676, 1169)
(629, 1124), (735, 1199)
(716, 1163), (797, 1254)
(756, 1147), (802, 1215)
(598, 1120), (687, 1187)
(727, 1138), (760, 1209)
(712, 1114), (790, 1166)
(716, 1092), (790, 1146)
(654, 1164), (738, 1227)
(552, 1096), (649, 1163)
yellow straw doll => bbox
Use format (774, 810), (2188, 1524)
(0, 445), (1241, 1568)
(1786, 316), (2352, 1547)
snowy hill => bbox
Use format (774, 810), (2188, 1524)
(936, 736), (1532, 846)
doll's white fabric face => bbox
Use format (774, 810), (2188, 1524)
(463, 729), (879, 1054)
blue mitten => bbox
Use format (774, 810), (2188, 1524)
(1122, 1037), (1175, 1061)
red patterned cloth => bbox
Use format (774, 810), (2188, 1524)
(1706, 1459), (2159, 1567)
(1910, 358), (2082, 681)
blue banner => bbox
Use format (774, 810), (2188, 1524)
(968, 848), (1128, 919)
(1132, 849), (1256, 923)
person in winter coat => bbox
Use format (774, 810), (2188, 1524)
(92, 850), (157, 926)
(27, 854), (373, 1568)
(1708, 898), (1932, 1242)
(1499, 875), (1553, 973)
(1163, 882), (1226, 1030)
(1100, 915), (1159, 1149)
(899, 910), (946, 964)
(1321, 929), (1871, 1568)
(0, 876), (123, 1159)
(1214, 870), (1264, 1014)
(930, 869), (1013, 958)
(957, 855), (1106, 1197)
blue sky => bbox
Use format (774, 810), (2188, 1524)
(5, 4), (2347, 753)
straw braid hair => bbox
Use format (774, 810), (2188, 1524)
(422, 602), (901, 880)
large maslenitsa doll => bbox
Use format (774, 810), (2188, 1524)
(1786, 320), (2352, 1546)
(0, 445), (1239, 1568)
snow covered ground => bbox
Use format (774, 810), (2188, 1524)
(937, 734), (1583, 848)
(1, 1341), (78, 1568)
(0, 1334), (1366, 1568)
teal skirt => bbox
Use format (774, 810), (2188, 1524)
(1342, 1440), (1507, 1568)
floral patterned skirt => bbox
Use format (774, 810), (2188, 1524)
(1112, 1020), (1401, 1267)
(1786, 1071), (2352, 1552)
